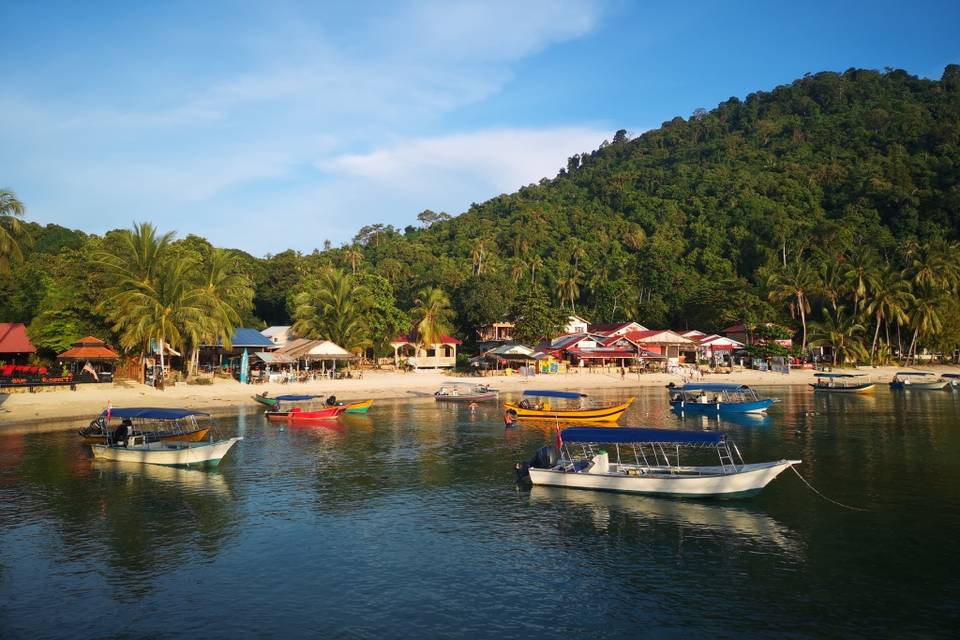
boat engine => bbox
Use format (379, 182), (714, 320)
(515, 445), (559, 482)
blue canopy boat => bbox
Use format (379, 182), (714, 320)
(668, 383), (775, 415)
(942, 373), (960, 389)
(517, 426), (800, 498)
(888, 371), (950, 391)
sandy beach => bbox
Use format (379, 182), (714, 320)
(2, 364), (944, 433)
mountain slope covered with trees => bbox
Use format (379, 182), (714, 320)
(2, 65), (960, 365)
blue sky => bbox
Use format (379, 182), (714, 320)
(2, 0), (958, 256)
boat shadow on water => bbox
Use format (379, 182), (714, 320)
(526, 485), (802, 556)
(672, 409), (773, 429)
(90, 459), (233, 498)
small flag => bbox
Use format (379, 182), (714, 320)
(555, 425), (563, 452)
(106, 400), (112, 424)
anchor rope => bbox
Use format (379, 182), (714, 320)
(789, 465), (869, 512)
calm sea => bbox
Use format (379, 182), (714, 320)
(1, 386), (958, 638)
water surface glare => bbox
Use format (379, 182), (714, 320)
(1, 387), (958, 638)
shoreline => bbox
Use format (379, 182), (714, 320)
(1, 365), (953, 434)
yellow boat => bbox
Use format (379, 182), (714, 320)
(504, 391), (635, 423)
(343, 399), (374, 413)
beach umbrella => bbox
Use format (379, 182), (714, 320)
(240, 348), (249, 384)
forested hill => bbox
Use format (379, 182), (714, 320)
(3, 65), (960, 361)
(359, 65), (960, 334)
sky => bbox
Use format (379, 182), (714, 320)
(2, 0), (958, 256)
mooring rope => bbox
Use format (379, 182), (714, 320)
(789, 465), (870, 512)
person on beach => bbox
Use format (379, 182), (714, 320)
(620, 366), (626, 380)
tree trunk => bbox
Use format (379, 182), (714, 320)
(158, 337), (166, 385)
(798, 293), (808, 353)
(907, 327), (919, 365)
(871, 312), (882, 361)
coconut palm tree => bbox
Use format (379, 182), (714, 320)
(292, 268), (367, 355)
(410, 287), (454, 354)
(816, 259), (845, 315)
(809, 305), (868, 367)
(864, 265), (913, 361)
(529, 255), (544, 284)
(189, 249), (254, 375)
(842, 249), (878, 313)
(766, 261), (816, 353)
(905, 283), (945, 364)
(556, 270), (580, 313)
(471, 239), (487, 276)
(344, 246), (364, 275)
(0, 188), (26, 274)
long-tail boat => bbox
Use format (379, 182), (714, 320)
(809, 372), (875, 394)
(503, 390), (634, 423)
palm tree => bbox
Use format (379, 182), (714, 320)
(344, 246), (364, 274)
(816, 259), (845, 315)
(470, 239), (488, 276)
(529, 255), (543, 284)
(556, 271), (580, 313)
(0, 188), (26, 274)
(189, 249), (254, 375)
(809, 305), (868, 366)
(410, 287), (455, 355)
(842, 249), (878, 313)
(510, 259), (526, 283)
(864, 265), (912, 361)
(105, 255), (206, 375)
(905, 284), (945, 364)
(97, 222), (184, 377)
(292, 268), (368, 355)
(766, 261), (816, 353)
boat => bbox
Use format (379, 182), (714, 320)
(434, 382), (498, 402)
(342, 399), (374, 413)
(264, 395), (367, 419)
(889, 371), (950, 390)
(943, 373), (960, 389)
(78, 408), (211, 444)
(809, 372), (876, 394)
(668, 383), (776, 414)
(517, 426), (800, 499)
(279, 405), (346, 421)
(90, 435), (242, 466)
(504, 390), (634, 423)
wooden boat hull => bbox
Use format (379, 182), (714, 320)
(528, 460), (800, 498)
(253, 394), (279, 408)
(90, 437), (242, 466)
(286, 406), (345, 420)
(889, 380), (950, 390)
(669, 398), (774, 414)
(504, 397), (634, 423)
(810, 383), (876, 394)
(343, 399), (373, 413)
(80, 427), (210, 444)
(436, 392), (497, 402)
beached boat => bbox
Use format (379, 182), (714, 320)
(810, 372), (876, 394)
(668, 383), (776, 414)
(943, 373), (960, 389)
(78, 408), (211, 444)
(889, 371), (950, 390)
(517, 426), (799, 499)
(434, 382), (498, 402)
(504, 390), (634, 423)
(90, 434), (242, 466)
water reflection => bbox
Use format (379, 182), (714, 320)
(528, 485), (802, 556)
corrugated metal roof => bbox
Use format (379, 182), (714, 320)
(230, 328), (275, 348)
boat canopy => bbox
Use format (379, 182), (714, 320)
(523, 390), (587, 399)
(814, 372), (866, 378)
(942, 373), (960, 379)
(100, 407), (210, 420)
(561, 426), (723, 445)
(893, 371), (935, 376)
(275, 394), (318, 401)
(675, 383), (751, 392)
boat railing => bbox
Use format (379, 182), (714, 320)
(562, 440), (743, 476)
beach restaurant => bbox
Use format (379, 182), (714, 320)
(56, 336), (119, 382)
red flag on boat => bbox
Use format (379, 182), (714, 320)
(106, 400), (112, 424)
(555, 424), (563, 451)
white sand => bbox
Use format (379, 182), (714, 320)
(1, 364), (931, 433)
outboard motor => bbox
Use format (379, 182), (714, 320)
(515, 445), (559, 483)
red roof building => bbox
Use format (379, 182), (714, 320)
(0, 323), (37, 356)
(57, 336), (120, 361)
(390, 331), (462, 369)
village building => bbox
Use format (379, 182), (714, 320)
(600, 329), (694, 364)
(261, 326), (296, 348)
(721, 323), (793, 349)
(564, 315), (590, 334)
(0, 322), (37, 363)
(587, 321), (648, 337)
(274, 338), (358, 377)
(56, 336), (119, 382)
(475, 321), (515, 344)
(390, 332), (461, 369)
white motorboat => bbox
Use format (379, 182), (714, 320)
(517, 427), (799, 499)
(91, 434), (242, 466)
(889, 370), (950, 390)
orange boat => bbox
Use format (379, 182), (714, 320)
(504, 391), (634, 424)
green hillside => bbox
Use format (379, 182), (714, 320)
(3, 65), (960, 363)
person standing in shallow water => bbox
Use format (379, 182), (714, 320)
(620, 366), (625, 380)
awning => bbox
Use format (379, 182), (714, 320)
(523, 390), (586, 399)
(99, 408), (210, 420)
(675, 384), (751, 392)
(561, 427), (723, 445)
(255, 351), (296, 365)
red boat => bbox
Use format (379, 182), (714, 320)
(283, 405), (346, 421)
